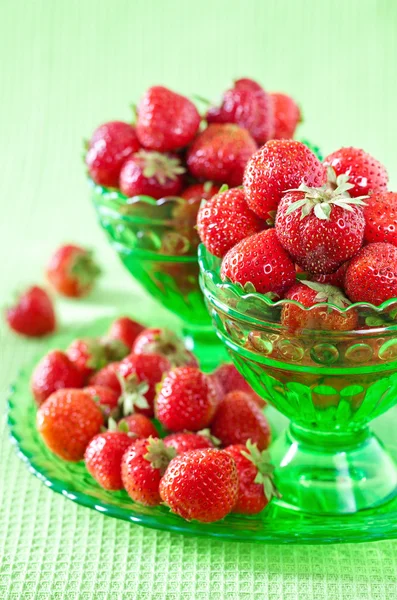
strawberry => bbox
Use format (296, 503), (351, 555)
(107, 316), (145, 350)
(66, 338), (107, 380)
(84, 431), (133, 490)
(83, 385), (119, 421)
(118, 352), (171, 417)
(180, 182), (221, 203)
(211, 391), (271, 450)
(163, 430), (217, 454)
(197, 187), (265, 258)
(118, 413), (159, 439)
(89, 361), (122, 395)
(281, 281), (358, 332)
(119, 151), (185, 199)
(132, 328), (198, 367)
(85, 121), (141, 187)
(206, 78), (274, 145)
(275, 169), (366, 274)
(364, 192), (397, 246)
(47, 245), (101, 298)
(310, 261), (350, 288)
(187, 124), (257, 187)
(136, 86), (201, 151)
(323, 147), (388, 198)
(243, 140), (326, 221)
(270, 92), (301, 139)
(5, 286), (56, 337)
(220, 229), (296, 296)
(159, 448), (239, 522)
(122, 437), (176, 506)
(211, 363), (265, 408)
(37, 389), (104, 461)
(31, 350), (84, 406)
(155, 366), (219, 432)
(344, 242), (397, 305)
(224, 441), (279, 514)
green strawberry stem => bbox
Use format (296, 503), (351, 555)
(241, 439), (281, 501)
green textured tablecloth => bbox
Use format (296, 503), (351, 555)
(2, 1), (397, 598)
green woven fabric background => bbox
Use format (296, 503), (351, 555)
(2, 1), (397, 598)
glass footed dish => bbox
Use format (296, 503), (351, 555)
(198, 244), (397, 516)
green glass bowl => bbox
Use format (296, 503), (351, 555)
(198, 244), (397, 516)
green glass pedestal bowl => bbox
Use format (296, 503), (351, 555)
(199, 244), (397, 516)
(91, 182), (227, 367)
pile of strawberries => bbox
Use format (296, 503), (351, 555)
(33, 317), (276, 523)
(198, 140), (397, 330)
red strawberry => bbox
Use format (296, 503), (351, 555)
(47, 245), (101, 298)
(211, 391), (271, 450)
(211, 363), (265, 408)
(31, 350), (84, 406)
(344, 243), (397, 305)
(107, 316), (145, 350)
(187, 124), (257, 187)
(83, 385), (119, 421)
(85, 121), (141, 187)
(119, 151), (185, 199)
(220, 229), (296, 296)
(180, 182), (221, 202)
(118, 413), (159, 439)
(37, 389), (104, 461)
(5, 286), (56, 338)
(323, 147), (388, 198)
(270, 92), (301, 139)
(364, 192), (397, 246)
(160, 448), (239, 522)
(275, 170), (366, 274)
(310, 261), (350, 288)
(281, 281), (358, 332)
(197, 187), (265, 258)
(243, 140), (326, 221)
(132, 328), (198, 367)
(122, 437), (176, 506)
(136, 86), (201, 151)
(66, 338), (107, 380)
(84, 431), (133, 490)
(163, 430), (217, 454)
(89, 362), (122, 395)
(155, 366), (219, 432)
(118, 353), (171, 417)
(206, 78), (274, 145)
(224, 441), (279, 514)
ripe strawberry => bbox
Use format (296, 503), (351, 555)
(206, 78), (274, 145)
(118, 352), (171, 417)
(132, 328), (198, 367)
(107, 316), (145, 350)
(37, 389), (104, 461)
(5, 286), (56, 337)
(160, 448), (239, 522)
(220, 229), (296, 296)
(281, 281), (358, 332)
(85, 121), (141, 187)
(224, 441), (279, 514)
(136, 86), (201, 152)
(66, 338), (107, 380)
(119, 151), (185, 199)
(323, 147), (388, 198)
(344, 243), (397, 305)
(47, 245), (101, 298)
(270, 92), (301, 139)
(211, 391), (271, 450)
(243, 140), (326, 221)
(83, 385), (119, 421)
(211, 363), (265, 408)
(155, 367), (219, 432)
(163, 430), (217, 454)
(89, 362), (122, 395)
(118, 413), (159, 439)
(364, 192), (397, 246)
(31, 350), (84, 406)
(197, 187), (265, 258)
(275, 169), (366, 274)
(122, 437), (176, 506)
(180, 182), (221, 203)
(310, 261), (350, 288)
(84, 431), (133, 490)
(187, 124), (257, 187)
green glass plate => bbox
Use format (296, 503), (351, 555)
(7, 318), (397, 544)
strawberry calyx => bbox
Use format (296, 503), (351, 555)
(144, 436), (177, 474)
(197, 428), (221, 447)
(241, 440), (280, 501)
(100, 337), (130, 362)
(300, 280), (351, 309)
(107, 416), (138, 437)
(117, 373), (150, 416)
(142, 329), (192, 367)
(76, 338), (108, 371)
(285, 167), (368, 221)
(69, 250), (101, 290)
(134, 150), (185, 185)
